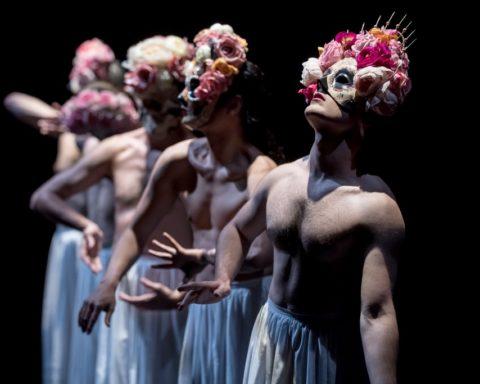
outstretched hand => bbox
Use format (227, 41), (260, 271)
(177, 278), (231, 310)
(119, 277), (184, 310)
(148, 232), (208, 282)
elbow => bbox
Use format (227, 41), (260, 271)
(360, 301), (396, 332)
(30, 188), (47, 212)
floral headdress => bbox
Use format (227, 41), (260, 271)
(61, 89), (139, 136)
(187, 23), (248, 102)
(123, 35), (194, 97)
(69, 38), (117, 93)
(299, 13), (414, 116)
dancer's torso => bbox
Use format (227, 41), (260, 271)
(266, 157), (392, 318)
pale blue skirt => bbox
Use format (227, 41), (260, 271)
(67, 246), (112, 384)
(242, 299), (337, 384)
(42, 225), (83, 384)
(178, 276), (272, 384)
(105, 256), (188, 384)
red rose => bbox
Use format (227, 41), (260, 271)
(194, 70), (229, 102)
(124, 64), (157, 94)
(356, 43), (395, 69)
(214, 35), (246, 68)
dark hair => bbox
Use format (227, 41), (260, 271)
(217, 61), (285, 163)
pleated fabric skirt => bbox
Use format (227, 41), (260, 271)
(106, 256), (188, 384)
(67, 246), (112, 384)
(178, 275), (272, 384)
(42, 225), (83, 384)
(242, 299), (337, 384)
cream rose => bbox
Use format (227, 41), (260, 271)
(354, 66), (393, 97)
(126, 36), (174, 69)
(300, 57), (322, 86)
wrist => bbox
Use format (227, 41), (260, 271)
(200, 248), (216, 265)
(100, 276), (119, 290)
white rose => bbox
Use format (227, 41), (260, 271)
(300, 57), (322, 86)
(126, 36), (174, 69)
(209, 23), (234, 34)
(367, 81), (399, 116)
(163, 35), (189, 57)
(195, 44), (212, 64)
(354, 66), (393, 97)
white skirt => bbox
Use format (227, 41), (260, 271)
(42, 225), (83, 384)
(178, 276), (271, 384)
(67, 246), (112, 384)
(106, 256), (188, 384)
(242, 299), (337, 384)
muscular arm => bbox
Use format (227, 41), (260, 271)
(360, 196), (405, 384)
(4, 92), (59, 129)
(30, 139), (114, 230)
(215, 166), (276, 283)
(101, 142), (195, 287)
(53, 132), (82, 173)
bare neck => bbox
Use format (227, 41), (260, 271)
(148, 124), (191, 151)
(309, 131), (358, 181)
(204, 117), (246, 165)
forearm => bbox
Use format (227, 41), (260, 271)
(102, 228), (142, 286)
(215, 222), (250, 282)
(30, 189), (91, 230)
(360, 310), (399, 384)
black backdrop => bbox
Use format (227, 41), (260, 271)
(1, 4), (445, 383)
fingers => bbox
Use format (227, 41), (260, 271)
(152, 241), (176, 254)
(147, 249), (172, 259)
(178, 281), (218, 292)
(79, 301), (94, 332)
(119, 291), (156, 309)
(178, 290), (199, 311)
(140, 277), (172, 296)
(162, 232), (183, 250)
(90, 256), (103, 274)
(78, 301), (90, 329)
(150, 263), (175, 269)
(85, 307), (101, 334)
(213, 284), (231, 298)
(105, 306), (115, 327)
(51, 102), (62, 110)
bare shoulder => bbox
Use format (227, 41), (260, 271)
(248, 154), (277, 178)
(357, 175), (405, 238)
(150, 139), (196, 190)
(251, 157), (307, 195)
(158, 138), (195, 164)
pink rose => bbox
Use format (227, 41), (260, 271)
(356, 43), (395, 69)
(61, 89), (139, 135)
(298, 83), (317, 104)
(214, 35), (246, 68)
(351, 32), (377, 55)
(389, 71), (412, 102)
(319, 40), (344, 71)
(389, 39), (410, 72)
(124, 64), (157, 94)
(354, 66), (393, 97)
(335, 32), (357, 49)
(75, 38), (115, 65)
(99, 90), (116, 107)
(194, 30), (221, 46)
(194, 70), (229, 101)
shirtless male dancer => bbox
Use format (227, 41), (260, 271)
(80, 24), (277, 384)
(31, 35), (194, 383)
(180, 21), (412, 384)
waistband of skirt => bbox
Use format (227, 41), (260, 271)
(267, 299), (339, 324)
(231, 274), (270, 288)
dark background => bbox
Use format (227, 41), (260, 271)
(1, 4), (449, 383)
